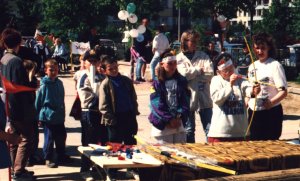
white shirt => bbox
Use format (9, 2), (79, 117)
(247, 58), (287, 111)
(152, 33), (169, 55)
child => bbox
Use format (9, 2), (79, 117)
(77, 50), (107, 180)
(149, 49), (190, 144)
(207, 53), (260, 143)
(35, 59), (72, 168)
(99, 57), (139, 145)
(23, 59), (43, 166)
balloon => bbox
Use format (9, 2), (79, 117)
(129, 29), (139, 38)
(128, 14), (138, 24)
(137, 25), (146, 34)
(118, 10), (129, 20)
(136, 34), (144, 42)
(217, 15), (226, 22)
(127, 3), (136, 14)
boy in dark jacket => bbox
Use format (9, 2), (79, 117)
(35, 59), (72, 168)
(99, 57), (139, 145)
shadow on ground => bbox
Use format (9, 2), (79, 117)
(284, 114), (300, 121)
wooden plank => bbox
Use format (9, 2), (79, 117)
(196, 168), (300, 181)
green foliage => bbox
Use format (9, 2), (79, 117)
(0, 0), (10, 32)
(14, 0), (41, 35)
(41, 0), (113, 40)
(253, 0), (292, 48)
(290, 0), (300, 40)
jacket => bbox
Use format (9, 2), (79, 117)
(148, 73), (190, 130)
(176, 51), (213, 111)
(35, 76), (65, 124)
(0, 52), (37, 122)
(99, 74), (139, 126)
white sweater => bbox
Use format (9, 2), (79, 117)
(208, 75), (252, 138)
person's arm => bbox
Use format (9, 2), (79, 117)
(176, 53), (202, 81)
(99, 80), (116, 126)
(210, 76), (232, 106)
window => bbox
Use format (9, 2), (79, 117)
(244, 11), (247, 16)
(160, 0), (168, 8)
(258, 9), (262, 16)
(257, 0), (262, 5)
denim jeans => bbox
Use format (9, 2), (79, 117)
(185, 108), (212, 143)
(135, 57), (144, 79)
(149, 53), (160, 80)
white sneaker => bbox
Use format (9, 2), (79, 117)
(80, 171), (94, 181)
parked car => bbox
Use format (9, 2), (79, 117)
(278, 44), (300, 80)
(98, 39), (118, 59)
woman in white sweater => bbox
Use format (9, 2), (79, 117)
(208, 53), (260, 143)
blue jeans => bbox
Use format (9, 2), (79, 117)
(185, 108), (212, 143)
(43, 123), (66, 161)
(135, 57), (144, 79)
(149, 53), (160, 80)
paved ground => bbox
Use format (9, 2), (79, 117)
(0, 61), (299, 181)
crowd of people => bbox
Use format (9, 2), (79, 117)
(0, 22), (288, 181)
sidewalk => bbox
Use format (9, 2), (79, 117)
(0, 61), (299, 181)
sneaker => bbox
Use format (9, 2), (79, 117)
(136, 78), (146, 82)
(45, 160), (58, 168)
(58, 155), (73, 164)
(13, 171), (36, 181)
(80, 171), (94, 181)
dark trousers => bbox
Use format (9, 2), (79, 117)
(80, 111), (107, 172)
(248, 105), (283, 140)
(107, 111), (138, 145)
(10, 121), (34, 174)
(43, 123), (67, 161)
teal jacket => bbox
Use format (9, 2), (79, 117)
(35, 76), (65, 124)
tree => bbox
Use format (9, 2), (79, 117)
(0, 0), (12, 32)
(290, 0), (300, 40)
(14, 0), (41, 36)
(41, 0), (113, 40)
(253, 0), (292, 48)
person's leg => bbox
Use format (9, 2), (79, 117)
(10, 121), (34, 175)
(54, 123), (68, 160)
(149, 54), (160, 80)
(249, 109), (267, 140)
(80, 112), (93, 172)
(135, 57), (144, 81)
(266, 105), (283, 140)
(185, 111), (196, 143)
(173, 132), (187, 144)
(199, 108), (212, 137)
(141, 62), (146, 79)
(43, 123), (54, 161)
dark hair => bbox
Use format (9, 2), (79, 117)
(252, 32), (276, 58)
(213, 53), (233, 74)
(157, 49), (179, 82)
(83, 49), (99, 63)
(180, 29), (200, 53)
(100, 54), (117, 70)
(1, 28), (22, 49)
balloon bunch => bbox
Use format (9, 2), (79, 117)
(118, 3), (146, 42)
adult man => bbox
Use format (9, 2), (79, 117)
(133, 18), (153, 82)
(1, 28), (37, 181)
(33, 29), (50, 76)
(149, 24), (169, 81)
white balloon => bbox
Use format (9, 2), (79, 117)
(123, 30), (130, 38)
(118, 10), (129, 20)
(128, 13), (138, 24)
(137, 25), (146, 34)
(129, 29), (139, 38)
(217, 15), (226, 22)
